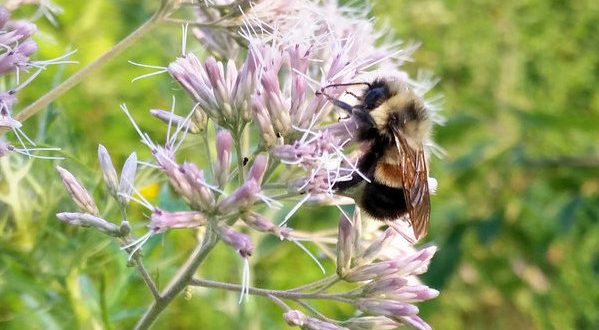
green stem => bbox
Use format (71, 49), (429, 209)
(14, 9), (163, 124)
(234, 124), (247, 184)
(287, 274), (339, 293)
(133, 255), (161, 300)
(134, 228), (219, 330)
(190, 278), (352, 303)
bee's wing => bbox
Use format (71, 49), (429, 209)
(393, 132), (431, 240)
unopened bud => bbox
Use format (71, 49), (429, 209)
(215, 129), (233, 187)
(150, 208), (206, 232)
(118, 152), (137, 205)
(243, 213), (291, 239)
(217, 179), (260, 214)
(346, 246), (437, 282)
(343, 316), (401, 330)
(0, 7), (9, 29)
(336, 212), (354, 277)
(247, 154), (268, 185)
(57, 212), (119, 236)
(356, 299), (419, 318)
(402, 315), (433, 330)
(150, 109), (201, 134)
(355, 228), (397, 266)
(216, 225), (253, 257)
(56, 166), (99, 215)
(283, 310), (348, 329)
(179, 162), (215, 211)
(98, 144), (119, 197)
(191, 106), (208, 132)
(251, 94), (277, 147)
(9, 20), (37, 41)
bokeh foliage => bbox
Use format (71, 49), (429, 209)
(373, 0), (599, 329)
(0, 0), (598, 329)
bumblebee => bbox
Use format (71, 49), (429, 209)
(318, 78), (433, 239)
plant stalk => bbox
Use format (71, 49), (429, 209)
(134, 228), (219, 330)
(14, 10), (163, 124)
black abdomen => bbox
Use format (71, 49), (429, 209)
(360, 181), (408, 220)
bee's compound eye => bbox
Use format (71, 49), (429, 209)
(363, 86), (389, 110)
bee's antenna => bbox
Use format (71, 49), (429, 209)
(321, 82), (372, 90)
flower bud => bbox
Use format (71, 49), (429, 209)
(191, 106), (208, 133)
(251, 94), (277, 147)
(346, 246), (437, 282)
(343, 316), (401, 330)
(179, 162), (215, 211)
(247, 154), (268, 185)
(216, 225), (253, 258)
(401, 315), (433, 330)
(283, 310), (306, 326)
(98, 144), (119, 197)
(217, 179), (260, 214)
(214, 129), (233, 187)
(17, 39), (37, 57)
(283, 309), (348, 330)
(243, 213), (291, 239)
(336, 212), (354, 277)
(0, 39), (38, 74)
(150, 208), (206, 232)
(150, 109), (201, 134)
(9, 20), (37, 42)
(56, 166), (99, 215)
(167, 54), (215, 111)
(118, 152), (137, 206)
(57, 212), (120, 236)
(355, 228), (397, 266)
(385, 285), (440, 303)
(154, 147), (194, 204)
(356, 299), (419, 318)
(360, 277), (408, 297)
(0, 7), (10, 29)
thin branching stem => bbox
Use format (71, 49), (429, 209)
(190, 278), (353, 304)
(286, 274), (339, 293)
(13, 7), (166, 124)
(234, 124), (247, 184)
(133, 255), (161, 300)
(134, 227), (219, 330)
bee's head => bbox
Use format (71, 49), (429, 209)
(362, 79), (392, 111)
(367, 81), (431, 145)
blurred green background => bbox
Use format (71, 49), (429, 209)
(1, 0), (598, 329)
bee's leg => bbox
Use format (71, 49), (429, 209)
(352, 108), (378, 141)
(333, 148), (378, 191)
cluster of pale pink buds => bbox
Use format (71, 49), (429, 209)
(0, 5), (75, 160)
(119, 105), (282, 262)
(0, 6), (38, 76)
(168, 46), (258, 129)
(331, 215), (438, 330)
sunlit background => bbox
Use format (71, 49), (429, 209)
(1, 0), (598, 329)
